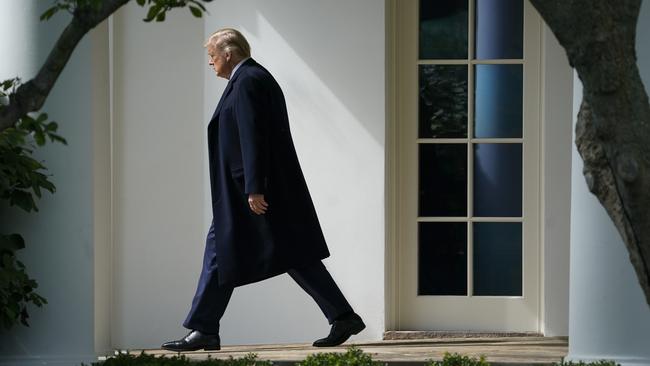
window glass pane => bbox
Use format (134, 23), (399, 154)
(473, 222), (522, 296)
(420, 0), (468, 59)
(475, 0), (523, 59)
(419, 222), (467, 295)
(474, 64), (523, 138)
(419, 144), (467, 217)
(473, 143), (522, 217)
(419, 65), (468, 138)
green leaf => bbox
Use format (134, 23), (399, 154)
(31, 179), (42, 198)
(155, 11), (165, 22)
(189, 6), (202, 18)
(45, 121), (58, 132)
(32, 296), (46, 307)
(19, 115), (34, 131)
(39, 6), (58, 21)
(0, 234), (25, 252)
(49, 134), (67, 145)
(9, 190), (37, 213)
(1, 79), (15, 90)
(5, 132), (26, 146)
(144, 4), (160, 22)
(35, 113), (48, 123)
(34, 131), (45, 146)
(136, 0), (146, 6)
(20, 154), (45, 170)
(39, 178), (56, 194)
(189, 1), (207, 12)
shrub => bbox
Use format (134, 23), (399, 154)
(297, 347), (380, 366)
(427, 352), (489, 366)
(84, 350), (273, 366)
(0, 234), (47, 329)
(553, 361), (620, 366)
(80, 347), (624, 366)
(0, 77), (66, 329)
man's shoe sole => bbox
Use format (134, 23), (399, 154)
(161, 345), (221, 352)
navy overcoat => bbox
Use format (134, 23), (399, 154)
(207, 58), (330, 287)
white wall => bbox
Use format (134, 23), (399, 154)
(112, 0), (385, 348)
(566, 2), (650, 364)
(111, 2), (206, 349)
(0, 1), (106, 364)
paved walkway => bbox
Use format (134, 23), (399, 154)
(126, 336), (568, 365)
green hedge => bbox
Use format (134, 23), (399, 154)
(85, 352), (272, 366)
(426, 352), (489, 366)
(298, 347), (379, 366)
(86, 347), (620, 366)
(553, 362), (619, 366)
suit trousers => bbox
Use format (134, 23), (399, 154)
(182, 221), (354, 335)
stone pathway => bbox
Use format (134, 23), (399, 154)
(122, 336), (568, 365)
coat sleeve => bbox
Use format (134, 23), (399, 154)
(234, 75), (269, 195)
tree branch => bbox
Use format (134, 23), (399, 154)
(0, 0), (130, 133)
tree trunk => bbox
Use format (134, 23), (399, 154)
(530, 0), (650, 306)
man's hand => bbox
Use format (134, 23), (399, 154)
(248, 194), (269, 215)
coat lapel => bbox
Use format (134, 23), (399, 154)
(208, 58), (257, 126)
(209, 81), (233, 124)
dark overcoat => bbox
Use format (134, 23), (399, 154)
(207, 58), (330, 287)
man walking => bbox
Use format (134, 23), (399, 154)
(161, 28), (364, 352)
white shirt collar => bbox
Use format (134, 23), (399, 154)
(230, 57), (250, 79)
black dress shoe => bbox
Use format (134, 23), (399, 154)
(313, 313), (366, 347)
(161, 330), (221, 352)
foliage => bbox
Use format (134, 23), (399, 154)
(88, 349), (381, 366)
(0, 77), (65, 329)
(134, 0), (211, 22)
(0, 78), (66, 213)
(297, 347), (380, 366)
(553, 361), (620, 366)
(427, 352), (489, 366)
(88, 349), (622, 366)
(424, 353), (621, 366)
(0, 234), (47, 329)
(40, 0), (212, 23)
(84, 350), (273, 366)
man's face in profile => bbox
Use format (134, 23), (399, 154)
(207, 45), (230, 79)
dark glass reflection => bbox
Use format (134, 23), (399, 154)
(473, 144), (522, 217)
(474, 64), (523, 138)
(419, 222), (467, 295)
(420, 0), (468, 59)
(475, 0), (523, 59)
(419, 144), (467, 217)
(473, 222), (522, 296)
(419, 65), (468, 138)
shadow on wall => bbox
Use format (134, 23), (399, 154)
(206, 0), (385, 146)
(0, 0), (96, 358)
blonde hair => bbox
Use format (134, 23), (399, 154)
(204, 28), (251, 58)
